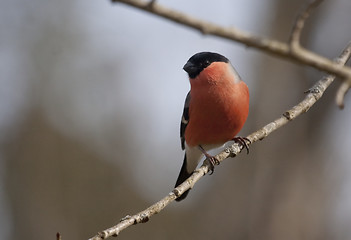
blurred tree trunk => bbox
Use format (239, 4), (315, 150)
(2, 2), (147, 239)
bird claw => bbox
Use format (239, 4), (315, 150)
(207, 156), (220, 175)
(198, 145), (220, 175)
(232, 137), (251, 154)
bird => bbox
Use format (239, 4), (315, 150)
(174, 52), (250, 201)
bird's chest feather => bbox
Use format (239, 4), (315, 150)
(185, 82), (249, 146)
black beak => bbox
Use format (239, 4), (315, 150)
(183, 61), (195, 73)
(183, 61), (199, 78)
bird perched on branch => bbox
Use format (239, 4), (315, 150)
(175, 52), (250, 201)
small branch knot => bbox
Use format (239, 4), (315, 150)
(172, 188), (181, 198)
(139, 213), (150, 223)
(283, 111), (292, 120)
(304, 87), (320, 94)
(98, 231), (107, 239)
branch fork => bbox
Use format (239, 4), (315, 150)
(88, 1), (351, 239)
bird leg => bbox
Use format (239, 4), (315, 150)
(232, 137), (251, 154)
(198, 145), (219, 175)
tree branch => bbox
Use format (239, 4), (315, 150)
(112, 0), (351, 83)
(289, 0), (323, 49)
(88, 41), (351, 240)
(336, 80), (351, 109)
(88, 1), (351, 239)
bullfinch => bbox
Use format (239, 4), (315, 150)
(175, 52), (249, 201)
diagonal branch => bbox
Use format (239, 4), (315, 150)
(88, 41), (351, 240)
(111, 0), (351, 83)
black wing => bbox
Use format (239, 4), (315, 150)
(180, 91), (191, 150)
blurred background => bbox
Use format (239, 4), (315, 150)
(1, 0), (351, 239)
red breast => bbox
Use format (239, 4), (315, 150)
(184, 62), (249, 147)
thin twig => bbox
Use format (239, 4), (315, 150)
(112, 0), (351, 82)
(335, 46), (351, 108)
(88, 41), (351, 240)
(289, 0), (323, 49)
(336, 81), (351, 109)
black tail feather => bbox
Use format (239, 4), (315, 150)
(174, 154), (192, 201)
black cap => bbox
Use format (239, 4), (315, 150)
(183, 52), (229, 78)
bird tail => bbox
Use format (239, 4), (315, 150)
(174, 154), (193, 201)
